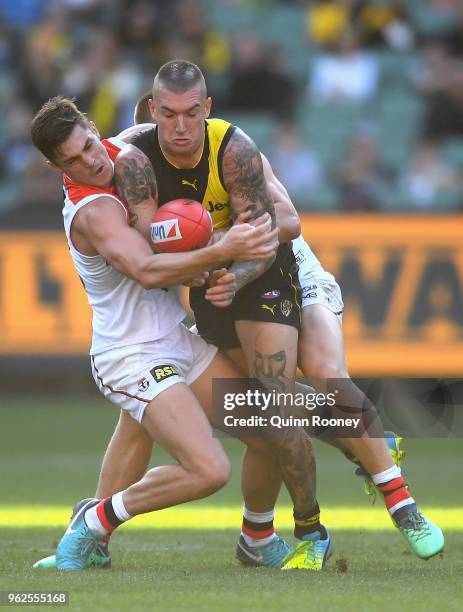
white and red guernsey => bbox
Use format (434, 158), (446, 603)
(62, 136), (185, 356)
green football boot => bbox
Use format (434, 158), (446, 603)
(396, 510), (444, 560)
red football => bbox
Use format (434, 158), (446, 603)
(150, 199), (213, 252)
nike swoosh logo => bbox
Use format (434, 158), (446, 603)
(64, 499), (96, 535)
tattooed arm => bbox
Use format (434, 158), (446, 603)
(221, 129), (278, 292)
(114, 144), (157, 241)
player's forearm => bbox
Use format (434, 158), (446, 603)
(135, 242), (231, 289)
(227, 254), (276, 292)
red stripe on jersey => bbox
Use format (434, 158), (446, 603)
(101, 138), (123, 162)
(63, 179), (117, 207)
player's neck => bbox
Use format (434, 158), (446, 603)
(158, 138), (204, 169)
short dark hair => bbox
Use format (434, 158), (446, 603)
(30, 96), (89, 163)
(133, 91), (153, 125)
(152, 60), (206, 96)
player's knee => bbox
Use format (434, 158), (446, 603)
(194, 453), (231, 496)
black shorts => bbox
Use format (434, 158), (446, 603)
(190, 244), (301, 349)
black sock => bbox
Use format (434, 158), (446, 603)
(294, 503), (322, 539)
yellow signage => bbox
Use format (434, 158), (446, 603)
(1, 215), (462, 375)
(300, 215), (463, 376)
(0, 232), (91, 354)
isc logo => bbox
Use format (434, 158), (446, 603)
(150, 364), (179, 382)
(150, 219), (182, 243)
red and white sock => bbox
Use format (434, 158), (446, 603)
(84, 492), (133, 536)
(241, 506), (277, 547)
(372, 466), (417, 519)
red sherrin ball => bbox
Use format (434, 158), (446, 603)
(150, 199), (213, 253)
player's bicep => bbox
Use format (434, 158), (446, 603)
(222, 128), (275, 225)
(114, 144), (157, 241)
(81, 199), (153, 281)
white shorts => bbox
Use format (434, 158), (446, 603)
(91, 323), (218, 423)
(299, 267), (344, 317)
(293, 236), (344, 317)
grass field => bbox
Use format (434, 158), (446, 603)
(1, 395), (462, 611)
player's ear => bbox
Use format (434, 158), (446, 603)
(89, 121), (100, 139)
(148, 98), (156, 119)
(205, 97), (212, 118)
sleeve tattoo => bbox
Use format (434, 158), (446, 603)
(114, 147), (157, 227)
(222, 129), (277, 290)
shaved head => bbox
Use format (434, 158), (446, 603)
(152, 60), (207, 99)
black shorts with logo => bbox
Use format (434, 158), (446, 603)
(190, 244), (302, 349)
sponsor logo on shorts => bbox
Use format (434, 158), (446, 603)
(261, 303), (276, 316)
(137, 377), (150, 392)
(302, 285), (318, 299)
(261, 290), (280, 299)
(294, 251), (305, 265)
(280, 299), (293, 317)
(303, 290), (318, 299)
(150, 364), (180, 382)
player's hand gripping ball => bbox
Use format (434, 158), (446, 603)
(150, 199), (213, 252)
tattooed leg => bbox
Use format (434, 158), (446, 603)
(222, 347), (283, 512)
(235, 321), (318, 515)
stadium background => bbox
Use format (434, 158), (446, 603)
(0, 1), (462, 610)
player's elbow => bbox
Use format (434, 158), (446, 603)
(289, 215), (301, 239)
(274, 200), (301, 242)
(279, 215), (301, 242)
(137, 273), (158, 290)
(135, 267), (166, 290)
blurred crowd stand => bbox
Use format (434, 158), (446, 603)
(1, 0), (463, 225)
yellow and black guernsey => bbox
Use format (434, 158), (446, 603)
(131, 118), (301, 350)
(131, 118), (234, 229)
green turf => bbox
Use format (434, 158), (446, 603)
(0, 395), (462, 611)
(1, 395), (462, 507)
(1, 529), (462, 612)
